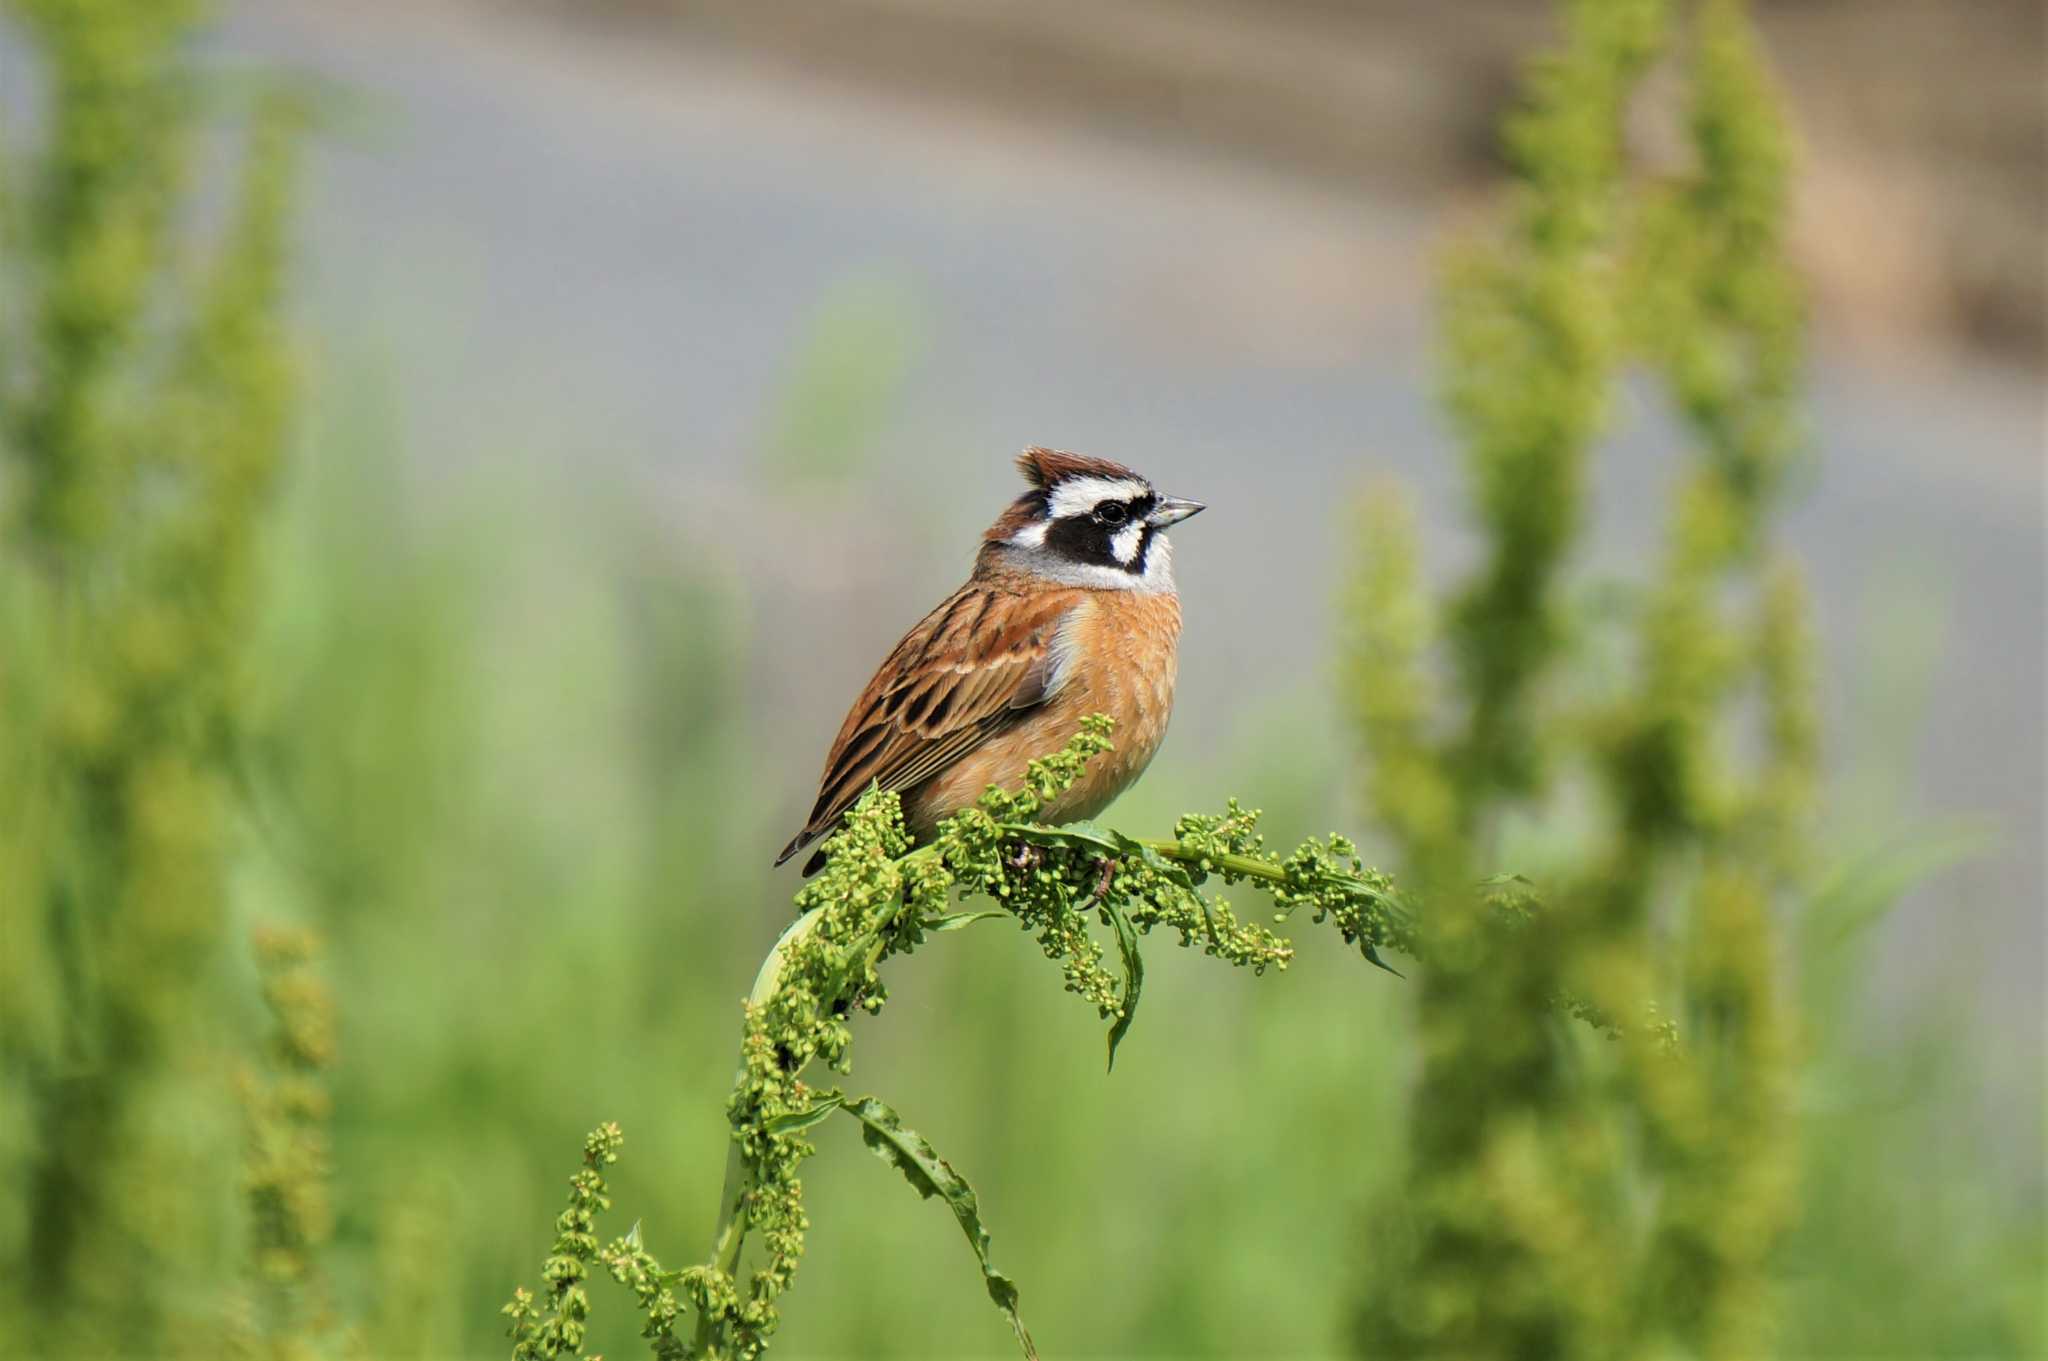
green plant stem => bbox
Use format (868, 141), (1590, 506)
(706, 905), (844, 1281)
(702, 860), (934, 1283)
(1133, 836), (1370, 896)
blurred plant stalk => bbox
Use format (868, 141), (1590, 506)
(0, 0), (302, 1348)
(1345, 1), (1812, 1357)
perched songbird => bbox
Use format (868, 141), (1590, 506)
(778, 447), (1205, 874)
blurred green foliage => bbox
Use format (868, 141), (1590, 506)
(0, 0), (300, 1349)
(1347, 0), (1808, 1355)
(0, 0), (2038, 1359)
(236, 925), (341, 1356)
(1346, 2), (2037, 1359)
(760, 273), (927, 492)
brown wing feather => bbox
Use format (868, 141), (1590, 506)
(777, 583), (1082, 870)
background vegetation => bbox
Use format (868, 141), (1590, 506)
(1, 0), (2040, 1357)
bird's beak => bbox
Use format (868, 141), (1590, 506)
(1148, 496), (1206, 528)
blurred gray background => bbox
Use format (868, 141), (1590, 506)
(219, 0), (2041, 1203)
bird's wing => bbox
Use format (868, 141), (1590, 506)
(777, 584), (1084, 870)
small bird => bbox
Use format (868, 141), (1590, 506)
(778, 447), (1205, 874)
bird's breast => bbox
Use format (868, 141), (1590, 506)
(908, 590), (1181, 834)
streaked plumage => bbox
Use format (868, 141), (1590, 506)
(778, 447), (1203, 874)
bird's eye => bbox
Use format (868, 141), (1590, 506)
(1095, 502), (1129, 526)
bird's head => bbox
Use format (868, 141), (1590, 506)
(979, 446), (1204, 593)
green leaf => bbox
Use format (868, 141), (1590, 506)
(1008, 820), (1153, 1065)
(1057, 819), (1125, 850)
(764, 1093), (845, 1135)
(922, 910), (1010, 933)
(840, 1097), (1037, 1360)
(1804, 819), (1993, 949)
(1101, 894), (1144, 1070)
(998, 820), (1122, 855)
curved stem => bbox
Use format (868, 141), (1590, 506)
(704, 906), (832, 1277)
(701, 857), (942, 1281)
(700, 824), (1401, 1305)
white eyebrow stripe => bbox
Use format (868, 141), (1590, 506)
(1048, 477), (1150, 520)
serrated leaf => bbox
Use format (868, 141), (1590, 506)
(764, 1093), (845, 1135)
(1101, 894), (1144, 1070)
(840, 1096), (1036, 1360)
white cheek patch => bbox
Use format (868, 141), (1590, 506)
(1048, 477), (1150, 520)
(1109, 523), (1144, 564)
(1008, 519), (1050, 548)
